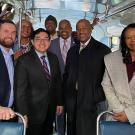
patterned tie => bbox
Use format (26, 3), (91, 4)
(41, 55), (51, 80)
(62, 40), (68, 64)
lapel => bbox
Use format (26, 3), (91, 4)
(119, 58), (131, 98)
(30, 49), (50, 82)
(0, 48), (9, 74)
(47, 52), (53, 75)
(129, 74), (135, 91)
(58, 38), (64, 65)
(0, 48), (11, 106)
(71, 37), (76, 47)
(79, 37), (95, 53)
(107, 51), (132, 99)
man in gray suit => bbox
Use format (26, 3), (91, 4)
(49, 19), (76, 75)
(49, 19), (76, 135)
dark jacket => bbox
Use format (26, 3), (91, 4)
(14, 48), (63, 124)
(63, 37), (111, 135)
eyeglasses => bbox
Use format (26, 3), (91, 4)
(34, 37), (50, 42)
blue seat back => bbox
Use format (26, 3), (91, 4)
(0, 122), (24, 135)
(100, 121), (135, 135)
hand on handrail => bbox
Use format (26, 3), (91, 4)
(0, 106), (15, 120)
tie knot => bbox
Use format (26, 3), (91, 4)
(41, 55), (45, 60)
(64, 39), (67, 44)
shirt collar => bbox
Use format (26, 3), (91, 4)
(35, 49), (47, 58)
(80, 37), (91, 47)
(60, 36), (71, 43)
(0, 44), (13, 55)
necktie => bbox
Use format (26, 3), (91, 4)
(79, 44), (85, 53)
(62, 40), (68, 64)
(41, 55), (51, 81)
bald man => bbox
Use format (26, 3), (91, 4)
(63, 19), (111, 135)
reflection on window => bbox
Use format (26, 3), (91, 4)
(111, 36), (120, 52)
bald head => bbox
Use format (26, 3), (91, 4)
(76, 19), (92, 43)
(76, 19), (92, 30)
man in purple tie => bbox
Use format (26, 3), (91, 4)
(14, 28), (64, 135)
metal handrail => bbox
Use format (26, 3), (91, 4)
(96, 111), (113, 135)
(15, 112), (26, 135)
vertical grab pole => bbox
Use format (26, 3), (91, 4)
(18, 8), (23, 49)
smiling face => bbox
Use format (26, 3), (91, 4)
(21, 20), (32, 38)
(32, 31), (50, 54)
(125, 28), (135, 52)
(76, 19), (92, 43)
(59, 20), (72, 40)
(45, 20), (57, 35)
(0, 22), (16, 48)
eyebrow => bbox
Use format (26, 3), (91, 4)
(35, 36), (49, 38)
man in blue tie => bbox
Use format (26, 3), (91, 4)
(0, 20), (16, 120)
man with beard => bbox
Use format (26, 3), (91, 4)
(0, 20), (16, 120)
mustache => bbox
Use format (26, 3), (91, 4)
(4, 37), (13, 40)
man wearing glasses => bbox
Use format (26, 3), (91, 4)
(14, 28), (63, 135)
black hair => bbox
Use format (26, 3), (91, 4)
(31, 28), (50, 40)
(45, 15), (57, 27)
(120, 23), (135, 63)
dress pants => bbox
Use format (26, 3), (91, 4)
(26, 108), (55, 135)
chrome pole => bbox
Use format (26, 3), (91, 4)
(18, 8), (23, 49)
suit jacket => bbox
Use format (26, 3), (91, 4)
(14, 48), (63, 124)
(0, 48), (11, 107)
(63, 37), (111, 135)
(49, 37), (76, 75)
(102, 50), (135, 124)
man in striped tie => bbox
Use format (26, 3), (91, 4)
(14, 28), (64, 135)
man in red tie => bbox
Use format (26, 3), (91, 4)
(14, 28), (63, 135)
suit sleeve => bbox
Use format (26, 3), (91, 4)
(54, 56), (64, 106)
(124, 104), (135, 124)
(14, 59), (29, 115)
(102, 68), (135, 124)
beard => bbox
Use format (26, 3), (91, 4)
(0, 38), (14, 48)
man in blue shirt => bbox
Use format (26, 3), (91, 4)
(0, 20), (17, 120)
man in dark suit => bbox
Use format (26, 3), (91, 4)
(0, 20), (16, 120)
(14, 28), (63, 135)
(63, 19), (111, 135)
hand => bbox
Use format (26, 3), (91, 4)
(14, 49), (23, 60)
(0, 106), (15, 120)
(56, 106), (64, 115)
(113, 111), (128, 122)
